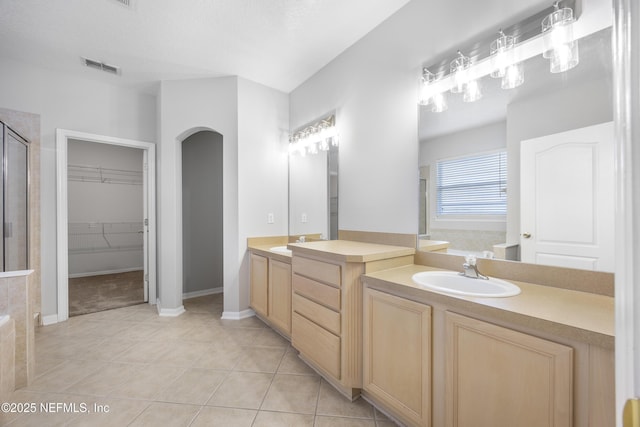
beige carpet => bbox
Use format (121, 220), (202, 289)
(68, 270), (145, 317)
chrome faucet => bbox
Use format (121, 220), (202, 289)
(460, 255), (489, 280)
(296, 235), (306, 243)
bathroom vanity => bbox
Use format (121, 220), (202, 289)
(247, 234), (614, 426)
(247, 237), (294, 338)
(288, 239), (415, 400)
(361, 263), (614, 427)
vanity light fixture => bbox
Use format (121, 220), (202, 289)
(542, 1), (579, 72)
(420, 68), (449, 112)
(418, 0), (578, 112)
(490, 30), (524, 89)
(289, 115), (337, 156)
(450, 51), (470, 94)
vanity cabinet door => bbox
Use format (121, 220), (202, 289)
(249, 253), (268, 318)
(268, 259), (291, 336)
(445, 312), (573, 427)
(363, 287), (431, 427)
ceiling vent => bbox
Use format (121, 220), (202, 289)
(82, 57), (121, 75)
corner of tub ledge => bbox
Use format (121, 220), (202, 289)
(0, 269), (34, 279)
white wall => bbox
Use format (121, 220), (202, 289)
(67, 140), (144, 276)
(158, 77), (238, 314)
(289, 0), (550, 235)
(0, 57), (156, 317)
(237, 78), (289, 312)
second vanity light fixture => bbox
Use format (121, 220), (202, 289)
(289, 115), (338, 156)
(420, 0), (578, 111)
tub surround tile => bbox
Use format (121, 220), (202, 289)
(1, 273), (34, 388)
(0, 317), (15, 400)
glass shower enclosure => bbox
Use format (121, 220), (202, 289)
(1, 121), (29, 271)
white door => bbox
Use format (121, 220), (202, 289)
(520, 122), (614, 272)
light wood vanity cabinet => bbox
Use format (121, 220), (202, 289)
(249, 252), (292, 337)
(291, 255), (358, 394)
(290, 243), (415, 400)
(363, 287), (431, 427)
(362, 279), (614, 427)
(268, 259), (292, 335)
(445, 312), (573, 427)
(249, 253), (268, 318)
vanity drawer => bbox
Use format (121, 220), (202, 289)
(293, 256), (341, 287)
(292, 312), (341, 379)
(293, 274), (341, 311)
(293, 293), (341, 336)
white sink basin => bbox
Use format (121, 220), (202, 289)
(412, 271), (520, 297)
(270, 246), (292, 255)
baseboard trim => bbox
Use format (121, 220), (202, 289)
(221, 308), (255, 320)
(42, 314), (59, 326)
(183, 287), (223, 300)
(156, 299), (185, 317)
(69, 267), (143, 279)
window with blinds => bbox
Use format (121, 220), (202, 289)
(436, 151), (507, 216)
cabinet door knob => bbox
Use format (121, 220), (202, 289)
(522, 233), (532, 239)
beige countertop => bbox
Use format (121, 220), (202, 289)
(363, 264), (614, 349)
(247, 243), (292, 262)
(287, 240), (415, 263)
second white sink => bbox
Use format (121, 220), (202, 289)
(270, 246), (292, 255)
(412, 271), (520, 298)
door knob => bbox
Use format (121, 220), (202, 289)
(522, 232), (532, 239)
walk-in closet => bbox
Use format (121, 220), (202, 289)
(67, 140), (145, 316)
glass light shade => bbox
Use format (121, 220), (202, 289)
(501, 63), (524, 89)
(542, 7), (575, 56)
(431, 92), (448, 112)
(463, 79), (482, 102)
(419, 68), (435, 105)
(490, 32), (515, 78)
(549, 41), (579, 72)
(450, 52), (470, 93)
(331, 134), (340, 147)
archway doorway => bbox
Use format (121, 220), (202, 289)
(181, 130), (224, 305)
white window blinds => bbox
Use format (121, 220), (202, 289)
(436, 151), (507, 216)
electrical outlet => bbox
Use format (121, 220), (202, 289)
(267, 213), (274, 224)
(301, 213), (308, 223)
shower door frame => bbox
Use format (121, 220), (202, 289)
(55, 129), (157, 323)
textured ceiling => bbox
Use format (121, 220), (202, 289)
(0, 0), (411, 92)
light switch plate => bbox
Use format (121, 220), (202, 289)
(267, 213), (274, 224)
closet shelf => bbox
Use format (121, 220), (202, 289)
(68, 164), (143, 185)
(68, 222), (143, 254)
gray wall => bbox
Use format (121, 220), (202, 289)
(182, 131), (224, 295)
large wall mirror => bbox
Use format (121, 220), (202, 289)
(289, 116), (339, 240)
(418, 2), (613, 272)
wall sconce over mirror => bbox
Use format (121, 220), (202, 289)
(419, 0), (578, 112)
(289, 114), (339, 157)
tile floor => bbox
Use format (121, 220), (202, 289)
(1, 294), (397, 426)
